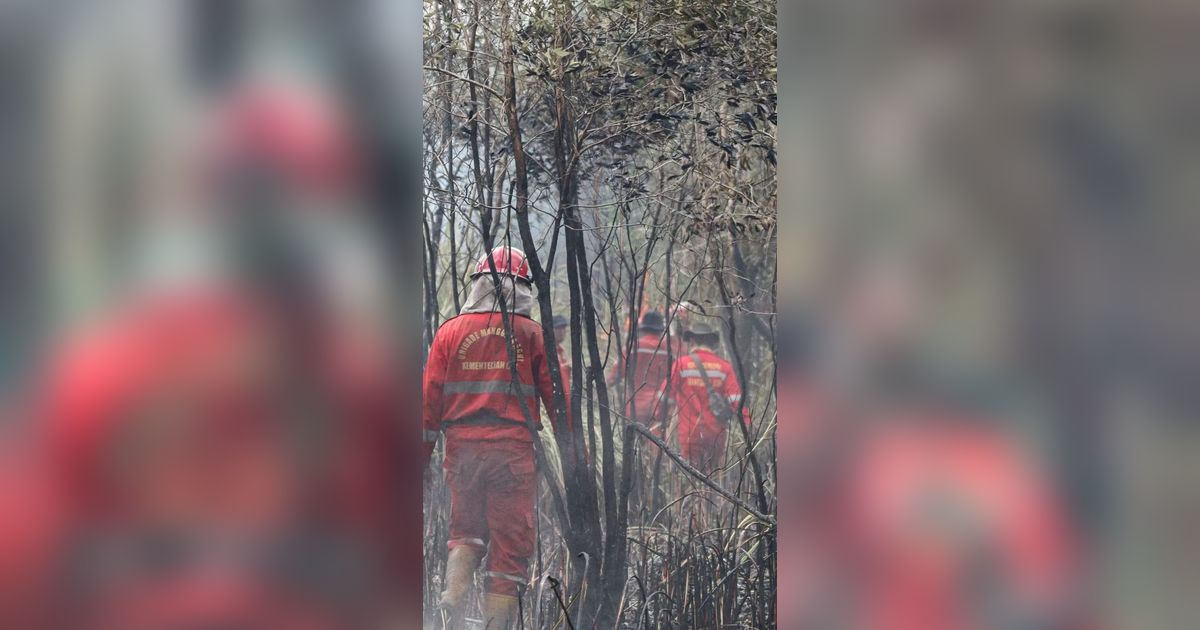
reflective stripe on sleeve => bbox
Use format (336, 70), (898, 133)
(727, 394), (742, 402)
(442, 415), (532, 429)
(484, 571), (526, 585)
(636, 347), (669, 356)
(443, 380), (538, 397)
(679, 369), (726, 379)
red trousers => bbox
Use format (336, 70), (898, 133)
(443, 438), (534, 597)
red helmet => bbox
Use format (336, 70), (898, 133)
(471, 246), (532, 283)
(198, 81), (360, 199)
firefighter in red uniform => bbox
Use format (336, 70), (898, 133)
(14, 79), (416, 629)
(33, 290), (399, 629)
(608, 311), (672, 427)
(423, 246), (569, 629)
(663, 322), (750, 473)
(831, 412), (1083, 630)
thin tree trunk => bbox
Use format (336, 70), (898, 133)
(501, 2), (600, 618)
(466, 0), (491, 247)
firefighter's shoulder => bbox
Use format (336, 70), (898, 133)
(434, 311), (499, 329)
(435, 312), (468, 328)
(506, 314), (549, 343)
(513, 313), (543, 330)
(430, 314), (461, 338)
(430, 314), (474, 345)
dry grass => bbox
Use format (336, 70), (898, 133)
(424, 410), (776, 629)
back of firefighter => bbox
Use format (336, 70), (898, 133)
(608, 311), (672, 427)
(834, 416), (1082, 630)
(664, 322), (750, 473)
(31, 289), (409, 629)
(422, 246), (567, 629)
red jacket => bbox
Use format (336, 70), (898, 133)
(423, 312), (568, 464)
(31, 290), (417, 627)
(608, 332), (673, 424)
(836, 419), (1080, 630)
(665, 347), (750, 442)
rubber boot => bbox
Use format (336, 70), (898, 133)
(438, 546), (481, 629)
(482, 593), (518, 630)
